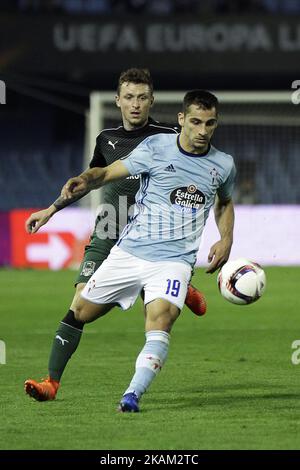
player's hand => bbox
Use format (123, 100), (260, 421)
(25, 207), (55, 234)
(61, 176), (88, 200)
(206, 239), (232, 274)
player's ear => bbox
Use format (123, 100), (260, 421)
(178, 112), (184, 127)
(115, 94), (120, 108)
(213, 108), (218, 129)
(150, 95), (154, 107)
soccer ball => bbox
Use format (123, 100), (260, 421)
(217, 258), (266, 305)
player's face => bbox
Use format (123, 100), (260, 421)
(178, 105), (218, 153)
(116, 82), (154, 130)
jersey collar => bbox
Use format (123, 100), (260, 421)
(121, 117), (156, 136)
(177, 135), (211, 158)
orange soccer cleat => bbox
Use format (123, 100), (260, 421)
(185, 284), (207, 316)
(24, 377), (60, 402)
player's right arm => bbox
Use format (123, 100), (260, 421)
(26, 155), (136, 234)
(26, 187), (90, 234)
(25, 168), (92, 234)
(62, 138), (153, 200)
(25, 135), (106, 234)
(61, 161), (130, 200)
(26, 138), (151, 233)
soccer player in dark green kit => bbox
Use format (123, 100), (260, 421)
(24, 69), (206, 401)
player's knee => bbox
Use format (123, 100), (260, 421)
(163, 308), (179, 329)
(73, 305), (85, 323)
(70, 283), (85, 312)
(146, 303), (180, 332)
(73, 302), (91, 324)
(73, 297), (108, 323)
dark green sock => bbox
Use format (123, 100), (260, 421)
(48, 310), (83, 382)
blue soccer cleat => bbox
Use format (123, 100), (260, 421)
(118, 392), (139, 413)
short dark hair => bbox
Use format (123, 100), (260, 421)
(117, 68), (153, 95)
(182, 90), (219, 114)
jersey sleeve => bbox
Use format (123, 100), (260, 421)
(120, 138), (153, 176)
(217, 160), (236, 202)
(89, 135), (106, 168)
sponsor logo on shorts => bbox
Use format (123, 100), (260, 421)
(87, 279), (96, 293)
(170, 185), (205, 213)
(81, 261), (96, 277)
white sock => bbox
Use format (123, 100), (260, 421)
(124, 330), (170, 399)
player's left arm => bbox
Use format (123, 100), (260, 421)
(206, 196), (235, 274)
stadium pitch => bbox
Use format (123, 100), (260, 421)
(0, 267), (299, 450)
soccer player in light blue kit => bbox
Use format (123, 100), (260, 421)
(31, 90), (236, 412)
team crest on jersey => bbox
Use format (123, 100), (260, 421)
(170, 185), (205, 213)
(81, 261), (96, 277)
(210, 167), (219, 185)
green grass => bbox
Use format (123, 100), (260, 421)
(1, 267), (300, 450)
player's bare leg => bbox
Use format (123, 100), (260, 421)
(72, 295), (115, 324)
(119, 298), (180, 412)
(144, 298), (180, 332)
(140, 284), (206, 318)
(25, 284), (114, 401)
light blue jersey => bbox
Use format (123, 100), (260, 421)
(118, 134), (236, 267)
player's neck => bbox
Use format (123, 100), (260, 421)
(123, 118), (148, 131)
(178, 135), (210, 155)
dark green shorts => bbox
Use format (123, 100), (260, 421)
(75, 234), (117, 286)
